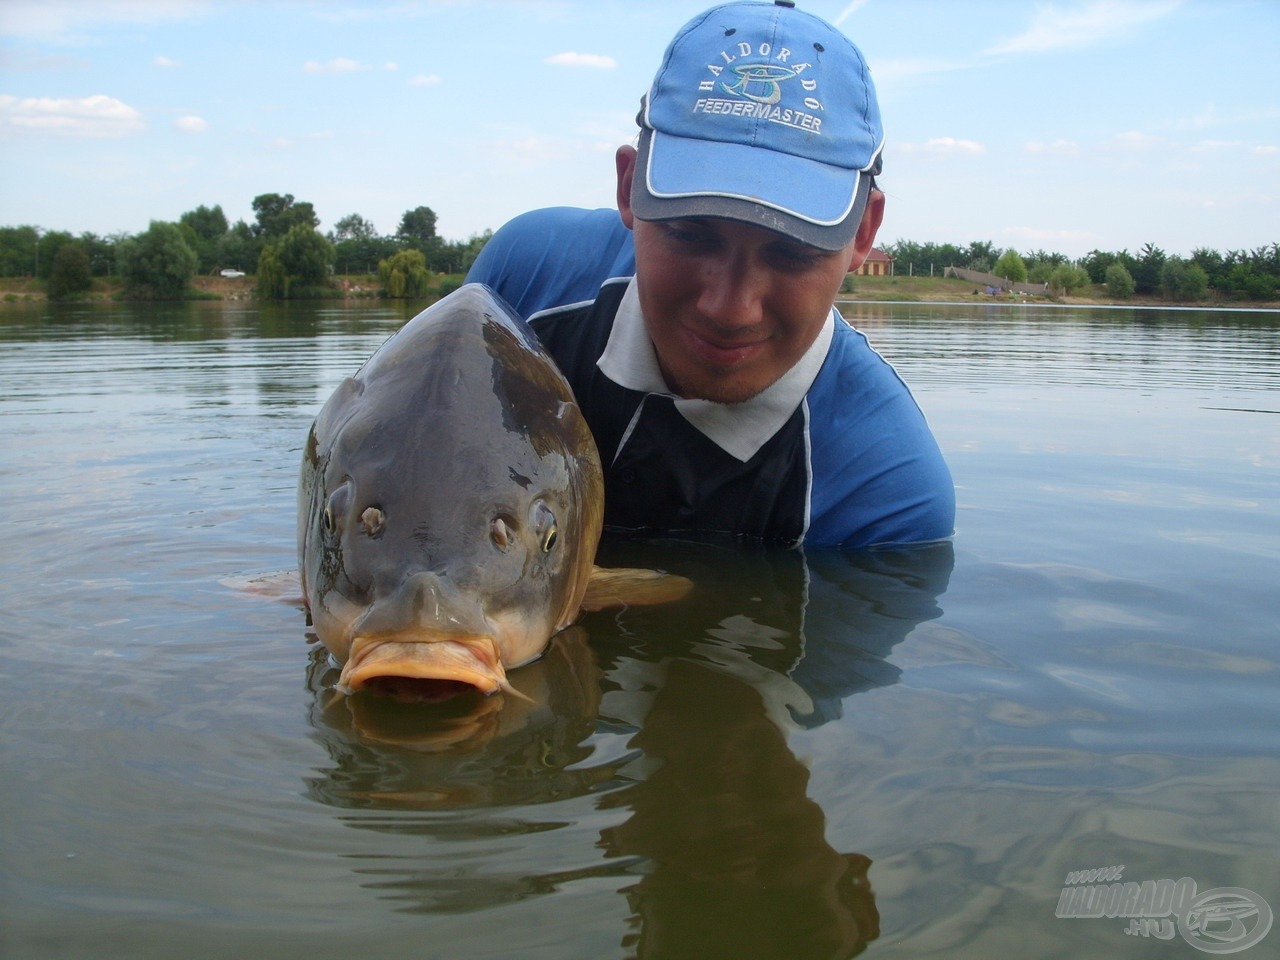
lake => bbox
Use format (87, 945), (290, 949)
(1, 297), (1276, 959)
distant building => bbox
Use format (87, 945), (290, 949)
(854, 248), (893, 277)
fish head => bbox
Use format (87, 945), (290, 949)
(298, 284), (603, 698)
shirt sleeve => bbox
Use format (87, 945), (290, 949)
(465, 207), (636, 320)
(805, 320), (956, 548)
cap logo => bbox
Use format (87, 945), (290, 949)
(694, 41), (822, 132)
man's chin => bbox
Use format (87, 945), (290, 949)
(658, 358), (782, 405)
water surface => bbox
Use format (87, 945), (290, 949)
(1, 299), (1276, 959)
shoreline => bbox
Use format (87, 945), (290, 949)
(3, 274), (1278, 313)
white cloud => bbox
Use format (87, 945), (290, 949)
(175, 115), (206, 133)
(1252, 145), (1278, 156)
(832, 0), (871, 27)
(303, 57), (362, 74)
(545, 52), (618, 69)
(383, 62), (398, 72)
(410, 73), (442, 87)
(0, 93), (144, 137)
(1026, 139), (1082, 156)
(903, 136), (986, 155)
(985, 1), (1183, 57)
(154, 55), (180, 68)
(0, 1), (210, 43)
(1108, 130), (1163, 151)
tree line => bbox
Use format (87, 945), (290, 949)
(2, 195), (1276, 302)
(0, 193), (492, 300)
(880, 239), (1280, 302)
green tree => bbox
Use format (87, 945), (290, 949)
(1133, 242), (1166, 295)
(1028, 260), (1054, 284)
(256, 246), (288, 300)
(396, 205), (446, 267)
(48, 241), (93, 299)
(179, 204), (230, 273)
(331, 213), (377, 243)
(965, 240), (998, 272)
(993, 248), (1028, 283)
(36, 230), (75, 280)
(1160, 258), (1208, 301)
(1048, 263), (1090, 296)
(216, 220), (258, 273)
(180, 204), (229, 241)
(251, 193), (319, 239)
(117, 221), (199, 299)
(437, 230), (493, 275)
(78, 232), (117, 277)
(397, 206), (438, 249)
(0, 225), (39, 277)
(274, 224), (335, 287)
(378, 248), (431, 298)
(1081, 249), (1117, 284)
(330, 214), (397, 275)
(1105, 262), (1135, 299)
(1190, 247), (1226, 287)
(1217, 262), (1277, 301)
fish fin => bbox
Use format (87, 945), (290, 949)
(221, 570), (304, 604)
(581, 566), (693, 611)
(497, 679), (536, 704)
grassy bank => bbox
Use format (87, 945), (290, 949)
(843, 273), (1280, 309)
(3, 272), (1277, 311)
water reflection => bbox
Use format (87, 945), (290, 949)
(303, 542), (953, 957)
(305, 627), (606, 808)
(598, 661), (881, 959)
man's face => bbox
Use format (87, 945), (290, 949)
(630, 216), (856, 404)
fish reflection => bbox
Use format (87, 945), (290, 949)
(303, 541), (953, 957)
(305, 626), (606, 808)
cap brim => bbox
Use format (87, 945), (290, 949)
(630, 127), (874, 252)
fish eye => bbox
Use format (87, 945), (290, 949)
(323, 482), (352, 536)
(532, 501), (558, 554)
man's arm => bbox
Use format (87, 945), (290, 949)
(805, 320), (956, 548)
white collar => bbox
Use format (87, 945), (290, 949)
(597, 279), (833, 462)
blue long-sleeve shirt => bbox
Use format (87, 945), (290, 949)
(467, 207), (954, 548)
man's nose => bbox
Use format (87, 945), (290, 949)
(696, 253), (765, 331)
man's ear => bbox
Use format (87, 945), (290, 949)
(616, 145), (639, 229)
(846, 188), (885, 272)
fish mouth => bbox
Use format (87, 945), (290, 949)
(338, 636), (522, 702)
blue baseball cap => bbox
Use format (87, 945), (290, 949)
(632, 0), (884, 252)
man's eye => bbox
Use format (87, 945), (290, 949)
(769, 245), (825, 270)
(662, 223), (713, 247)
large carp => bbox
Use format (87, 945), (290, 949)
(298, 283), (685, 700)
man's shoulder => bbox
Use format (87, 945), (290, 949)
(482, 206), (628, 252)
(466, 207), (636, 320)
(810, 317), (910, 406)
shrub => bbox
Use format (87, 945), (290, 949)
(1105, 263), (1135, 299)
(117, 222), (198, 299)
(48, 242), (93, 299)
(378, 249), (431, 299)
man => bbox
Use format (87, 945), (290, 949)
(467, 0), (953, 548)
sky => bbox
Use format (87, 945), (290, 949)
(1, 0), (1277, 259)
